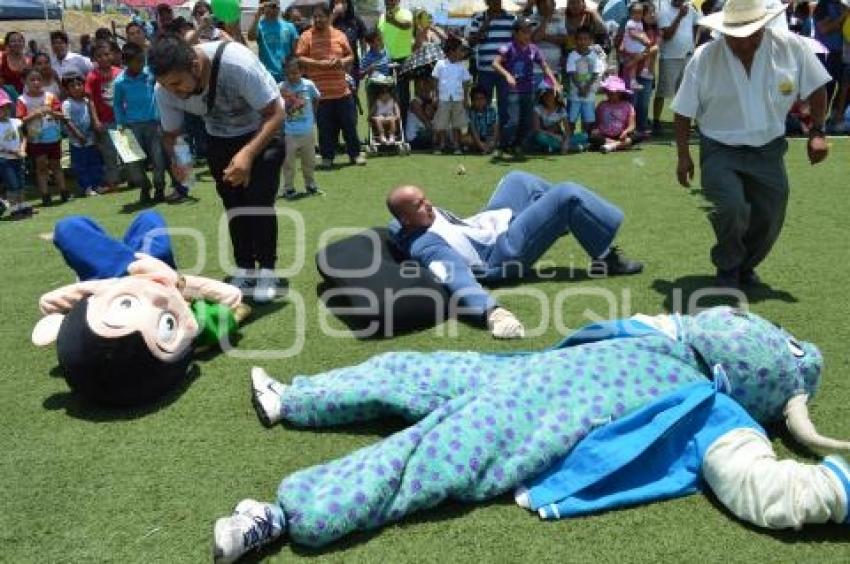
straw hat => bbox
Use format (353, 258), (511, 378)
(699, 0), (787, 38)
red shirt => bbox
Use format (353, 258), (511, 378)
(85, 66), (121, 123)
(0, 52), (29, 96)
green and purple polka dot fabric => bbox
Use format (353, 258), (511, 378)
(273, 307), (822, 546)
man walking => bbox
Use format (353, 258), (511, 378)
(672, 0), (830, 289)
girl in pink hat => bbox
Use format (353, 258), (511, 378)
(590, 75), (636, 153)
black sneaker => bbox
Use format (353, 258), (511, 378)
(281, 188), (297, 200)
(60, 191), (72, 203)
(154, 189), (166, 203)
(306, 184), (323, 196)
(165, 187), (190, 203)
(715, 268), (741, 290)
(41, 194), (52, 207)
(739, 269), (761, 286)
(591, 246), (644, 276)
(139, 190), (152, 204)
(651, 120), (663, 136)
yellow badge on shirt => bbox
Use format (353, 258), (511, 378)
(778, 80), (794, 96)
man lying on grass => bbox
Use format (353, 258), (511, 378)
(386, 170), (644, 339)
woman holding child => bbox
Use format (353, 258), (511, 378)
(1, 32), (29, 96)
(631, 1), (659, 138)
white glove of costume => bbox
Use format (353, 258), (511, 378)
(487, 307), (525, 339)
(702, 428), (849, 529)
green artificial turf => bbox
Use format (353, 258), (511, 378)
(2, 139), (850, 563)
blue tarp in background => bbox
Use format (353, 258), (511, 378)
(0, 0), (62, 21)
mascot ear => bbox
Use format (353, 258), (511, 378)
(32, 313), (65, 346)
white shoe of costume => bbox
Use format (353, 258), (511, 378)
(253, 268), (278, 304)
(213, 498), (286, 563)
(251, 367), (286, 427)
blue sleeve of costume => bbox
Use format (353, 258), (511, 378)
(525, 381), (763, 519)
(389, 220), (496, 317)
(52, 211), (175, 281)
(550, 319), (666, 349)
(411, 235), (497, 317)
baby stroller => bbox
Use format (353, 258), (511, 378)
(364, 68), (411, 156)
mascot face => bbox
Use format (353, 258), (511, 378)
(32, 275), (201, 407)
(684, 307), (822, 422)
(86, 276), (198, 362)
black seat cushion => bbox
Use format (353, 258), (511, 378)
(316, 228), (448, 336)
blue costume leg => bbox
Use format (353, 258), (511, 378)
(278, 386), (582, 548)
(53, 216), (138, 281)
(278, 351), (499, 428)
(122, 210), (175, 268)
(53, 211), (175, 281)
(487, 180), (624, 268)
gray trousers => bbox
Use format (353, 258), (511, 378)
(95, 126), (121, 185)
(699, 136), (789, 273)
(127, 121), (166, 193)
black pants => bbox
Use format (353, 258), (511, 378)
(393, 57), (410, 128)
(818, 51), (844, 110)
(207, 131), (285, 270)
(316, 95), (361, 161)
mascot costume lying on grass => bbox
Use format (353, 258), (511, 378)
(32, 210), (249, 407)
(213, 307), (850, 563)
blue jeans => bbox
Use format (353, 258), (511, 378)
(476, 70), (509, 128)
(502, 92), (535, 150)
(69, 144), (104, 193)
(484, 171), (624, 275)
(633, 76), (654, 133)
(53, 210), (175, 281)
(0, 157), (24, 194)
(316, 94), (361, 161)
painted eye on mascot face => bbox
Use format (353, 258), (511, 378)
(787, 338), (805, 358)
(107, 294), (140, 318)
(157, 312), (179, 343)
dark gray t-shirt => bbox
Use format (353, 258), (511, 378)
(156, 41), (281, 137)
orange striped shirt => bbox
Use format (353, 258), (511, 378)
(295, 27), (352, 101)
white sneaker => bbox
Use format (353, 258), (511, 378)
(251, 366), (287, 427)
(84, 188), (99, 197)
(253, 268), (278, 304)
(230, 268), (255, 290)
(213, 499), (286, 564)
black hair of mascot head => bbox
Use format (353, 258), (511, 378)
(55, 297), (192, 407)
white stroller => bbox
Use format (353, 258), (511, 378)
(364, 68), (411, 156)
